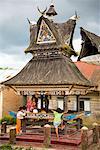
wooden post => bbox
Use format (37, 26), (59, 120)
(98, 125), (100, 138)
(1, 121), (7, 134)
(76, 95), (80, 112)
(22, 118), (26, 133)
(9, 127), (16, 144)
(44, 124), (51, 148)
(92, 123), (99, 143)
(81, 126), (88, 150)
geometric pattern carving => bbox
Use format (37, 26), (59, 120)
(37, 20), (56, 44)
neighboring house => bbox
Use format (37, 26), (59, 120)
(75, 27), (100, 112)
(2, 4), (92, 113)
(0, 69), (23, 118)
(75, 61), (100, 112)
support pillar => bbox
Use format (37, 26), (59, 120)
(81, 126), (88, 150)
(76, 95), (80, 112)
(9, 127), (16, 144)
(92, 123), (99, 143)
(1, 121), (7, 134)
(44, 124), (51, 148)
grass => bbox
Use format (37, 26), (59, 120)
(0, 144), (48, 150)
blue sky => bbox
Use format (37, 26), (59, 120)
(0, 0), (100, 68)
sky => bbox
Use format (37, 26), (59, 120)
(0, 0), (100, 69)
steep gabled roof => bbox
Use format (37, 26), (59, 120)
(2, 56), (90, 86)
(78, 27), (100, 60)
(25, 15), (77, 56)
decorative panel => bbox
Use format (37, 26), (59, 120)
(37, 20), (56, 44)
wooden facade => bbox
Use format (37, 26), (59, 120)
(0, 85), (22, 118)
(77, 28), (100, 112)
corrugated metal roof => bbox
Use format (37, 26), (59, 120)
(75, 61), (100, 86)
(0, 69), (19, 83)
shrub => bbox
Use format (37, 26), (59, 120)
(82, 112), (100, 129)
(0, 144), (12, 150)
(0, 115), (16, 125)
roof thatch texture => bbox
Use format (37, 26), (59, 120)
(78, 27), (100, 60)
(25, 16), (76, 56)
(2, 55), (90, 86)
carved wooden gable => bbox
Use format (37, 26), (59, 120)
(37, 20), (56, 44)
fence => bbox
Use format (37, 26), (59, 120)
(0, 121), (100, 149)
(81, 123), (100, 150)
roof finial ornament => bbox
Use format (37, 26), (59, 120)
(75, 11), (80, 20)
(51, 0), (54, 5)
(46, 0), (57, 17)
(37, 7), (47, 16)
(69, 11), (80, 20)
(27, 18), (31, 24)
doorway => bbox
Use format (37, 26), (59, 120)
(79, 101), (84, 111)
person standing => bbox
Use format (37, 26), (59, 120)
(52, 108), (67, 140)
(16, 107), (26, 134)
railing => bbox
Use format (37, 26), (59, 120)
(0, 119), (99, 149)
(81, 123), (100, 150)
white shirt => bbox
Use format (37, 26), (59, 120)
(17, 111), (26, 119)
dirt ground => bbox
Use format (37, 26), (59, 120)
(0, 140), (100, 150)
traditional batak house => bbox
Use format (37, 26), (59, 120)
(2, 4), (93, 113)
(75, 28), (100, 112)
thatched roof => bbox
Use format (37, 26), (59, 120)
(2, 55), (91, 86)
(2, 12), (91, 88)
(78, 27), (100, 60)
(25, 15), (76, 56)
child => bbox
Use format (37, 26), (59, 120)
(52, 108), (68, 140)
(16, 107), (26, 134)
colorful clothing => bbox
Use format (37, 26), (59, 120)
(26, 98), (32, 111)
(16, 118), (21, 134)
(16, 110), (26, 134)
(53, 111), (63, 128)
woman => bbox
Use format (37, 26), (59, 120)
(16, 107), (26, 134)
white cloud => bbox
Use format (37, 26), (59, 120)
(86, 22), (100, 35)
(0, 45), (32, 69)
(0, 0), (99, 68)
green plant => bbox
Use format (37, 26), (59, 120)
(0, 115), (16, 125)
(0, 144), (12, 150)
(82, 113), (100, 129)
